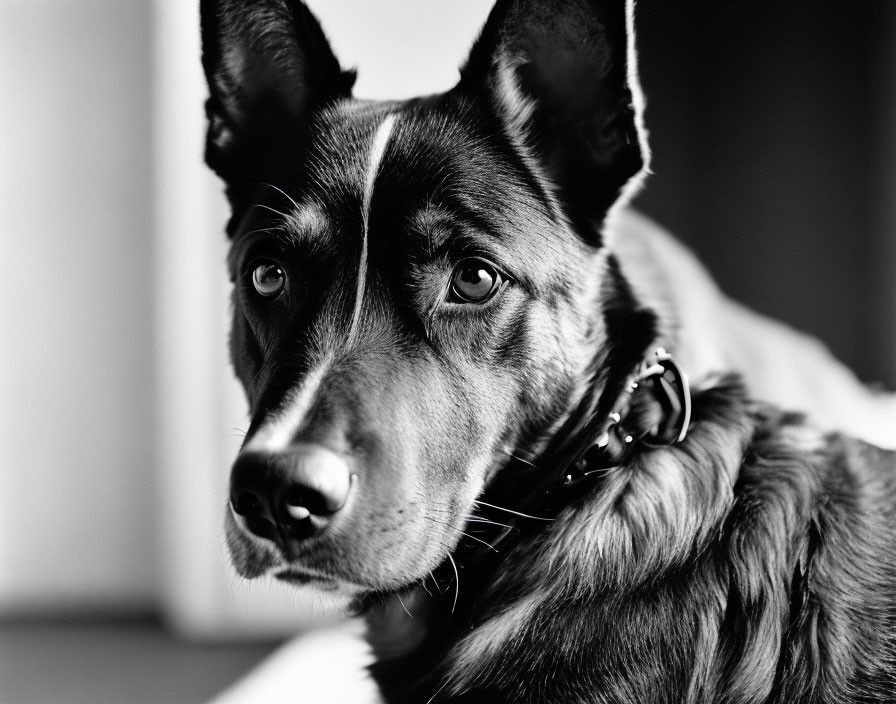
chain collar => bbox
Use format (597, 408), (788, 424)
(554, 348), (692, 491)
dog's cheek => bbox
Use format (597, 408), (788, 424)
(478, 294), (595, 456)
(229, 299), (264, 403)
(327, 360), (495, 587)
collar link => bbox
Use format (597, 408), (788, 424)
(563, 348), (692, 485)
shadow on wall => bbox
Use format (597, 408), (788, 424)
(634, 0), (896, 389)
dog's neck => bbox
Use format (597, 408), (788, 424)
(521, 346), (693, 517)
(366, 276), (705, 683)
(367, 379), (756, 701)
(368, 235), (751, 703)
(476, 283), (691, 527)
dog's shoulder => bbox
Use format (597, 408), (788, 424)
(433, 383), (896, 703)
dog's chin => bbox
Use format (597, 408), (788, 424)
(225, 518), (353, 591)
(271, 567), (328, 586)
(272, 567), (365, 611)
(275, 565), (373, 594)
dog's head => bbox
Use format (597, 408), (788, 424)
(200, 0), (649, 600)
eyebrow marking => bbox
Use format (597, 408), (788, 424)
(348, 112), (398, 343)
(287, 202), (329, 239)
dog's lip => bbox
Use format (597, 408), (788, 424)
(273, 564), (374, 596)
(273, 565), (349, 589)
(275, 564), (332, 582)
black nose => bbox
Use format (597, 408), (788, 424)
(229, 444), (352, 541)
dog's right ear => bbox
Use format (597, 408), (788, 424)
(200, 0), (355, 207)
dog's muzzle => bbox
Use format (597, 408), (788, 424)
(229, 444), (352, 543)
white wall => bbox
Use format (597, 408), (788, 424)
(0, 0), (157, 613)
(304, 0), (492, 100)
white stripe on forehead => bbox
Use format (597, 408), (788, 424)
(347, 112), (398, 343)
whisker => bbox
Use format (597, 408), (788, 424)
(429, 570), (445, 595)
(473, 500), (554, 522)
(396, 592), (413, 619)
(422, 506), (455, 516)
(426, 677), (451, 704)
(420, 515), (454, 528)
(240, 226), (282, 239)
(249, 203), (291, 220)
(460, 531), (498, 553)
(262, 182), (301, 211)
(419, 516), (499, 552)
(501, 448), (541, 469)
(464, 516), (512, 530)
(447, 553), (460, 614)
(424, 519), (497, 548)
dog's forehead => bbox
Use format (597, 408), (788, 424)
(301, 99), (555, 251)
(229, 97), (582, 293)
(303, 101), (397, 203)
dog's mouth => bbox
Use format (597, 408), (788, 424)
(226, 496), (472, 598)
(273, 566), (343, 590)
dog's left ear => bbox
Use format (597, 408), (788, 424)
(200, 0), (355, 208)
(457, 0), (648, 235)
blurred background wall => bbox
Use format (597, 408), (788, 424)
(0, 0), (894, 636)
(0, 0), (157, 614)
(635, 0), (896, 389)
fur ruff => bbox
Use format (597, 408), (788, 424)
(371, 378), (896, 703)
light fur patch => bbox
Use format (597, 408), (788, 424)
(777, 424), (827, 454)
(286, 201), (328, 237)
(348, 113), (398, 344)
(555, 439), (740, 589)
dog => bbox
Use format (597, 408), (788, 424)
(199, 0), (896, 701)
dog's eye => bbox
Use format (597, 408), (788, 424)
(250, 260), (286, 298)
(450, 258), (503, 303)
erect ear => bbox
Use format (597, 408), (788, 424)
(457, 0), (648, 236)
(200, 0), (355, 206)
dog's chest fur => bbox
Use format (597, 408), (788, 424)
(371, 391), (896, 703)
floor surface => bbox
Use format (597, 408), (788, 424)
(0, 620), (281, 704)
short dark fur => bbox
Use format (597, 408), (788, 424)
(200, 1), (896, 702)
